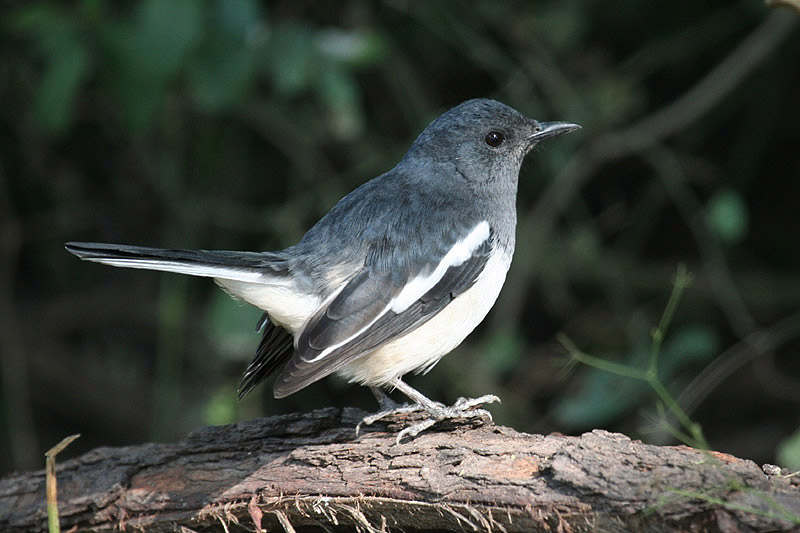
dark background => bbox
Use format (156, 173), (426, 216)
(2, 1), (799, 475)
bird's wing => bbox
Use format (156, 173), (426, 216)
(273, 221), (494, 398)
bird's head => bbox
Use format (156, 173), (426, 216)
(406, 98), (580, 188)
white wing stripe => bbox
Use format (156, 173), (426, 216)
(303, 220), (490, 364)
(304, 300), (394, 363)
(391, 221), (489, 313)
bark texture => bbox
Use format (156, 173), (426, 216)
(1, 407), (798, 532)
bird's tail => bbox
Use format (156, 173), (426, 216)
(65, 242), (289, 283)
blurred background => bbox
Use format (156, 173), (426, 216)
(1, 0), (799, 475)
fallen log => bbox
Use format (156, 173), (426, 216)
(1, 407), (798, 532)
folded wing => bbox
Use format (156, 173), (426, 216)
(273, 221), (493, 398)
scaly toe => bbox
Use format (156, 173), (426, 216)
(426, 394), (500, 421)
(355, 403), (426, 435)
(357, 392), (502, 442)
(396, 418), (438, 444)
(452, 394), (501, 411)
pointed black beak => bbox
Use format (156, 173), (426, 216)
(529, 121), (581, 143)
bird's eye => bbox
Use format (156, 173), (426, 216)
(484, 131), (505, 147)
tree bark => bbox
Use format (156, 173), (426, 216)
(1, 407), (798, 532)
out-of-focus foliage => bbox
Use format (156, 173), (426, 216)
(778, 427), (800, 470)
(706, 189), (750, 244)
(9, 0), (383, 137)
(1, 0), (799, 474)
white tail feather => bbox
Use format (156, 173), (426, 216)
(79, 256), (268, 283)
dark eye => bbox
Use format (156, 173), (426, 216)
(484, 131), (505, 147)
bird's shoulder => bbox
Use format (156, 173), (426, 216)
(299, 164), (482, 249)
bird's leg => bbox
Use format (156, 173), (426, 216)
(369, 386), (402, 411)
(356, 386), (426, 436)
(387, 378), (445, 412)
(391, 377), (501, 432)
(357, 377), (501, 443)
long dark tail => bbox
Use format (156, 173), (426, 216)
(65, 242), (289, 282)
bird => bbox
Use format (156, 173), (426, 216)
(66, 98), (580, 440)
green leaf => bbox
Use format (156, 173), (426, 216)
(9, 5), (90, 133)
(316, 28), (388, 67)
(706, 189), (749, 244)
(264, 22), (317, 95)
(316, 63), (362, 140)
(187, 0), (263, 111)
(104, 0), (202, 131)
(660, 325), (718, 375)
(206, 291), (264, 360)
(480, 327), (525, 376)
(127, 0), (202, 81)
(187, 36), (257, 111)
(8, 4), (66, 38)
(553, 367), (650, 427)
(212, 0), (262, 35)
(35, 36), (89, 133)
(204, 385), (238, 426)
(777, 427), (800, 470)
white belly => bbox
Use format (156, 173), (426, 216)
(336, 249), (512, 387)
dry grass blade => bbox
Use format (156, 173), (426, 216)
(45, 434), (80, 533)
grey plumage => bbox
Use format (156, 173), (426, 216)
(66, 98), (579, 409)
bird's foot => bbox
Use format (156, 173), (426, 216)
(357, 388), (501, 444)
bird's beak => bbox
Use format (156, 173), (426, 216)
(528, 121), (581, 143)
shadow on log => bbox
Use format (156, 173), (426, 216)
(1, 407), (799, 532)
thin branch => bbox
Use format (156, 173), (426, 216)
(530, 10), (797, 239)
(642, 146), (758, 337)
(678, 310), (800, 415)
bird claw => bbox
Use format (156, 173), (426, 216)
(356, 394), (501, 444)
(395, 418), (438, 444)
(355, 402), (426, 436)
(450, 394), (501, 420)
